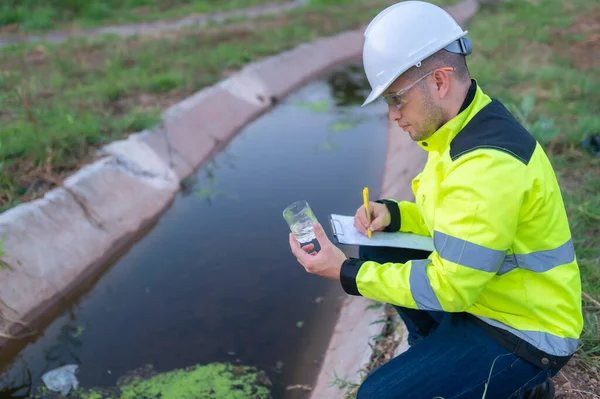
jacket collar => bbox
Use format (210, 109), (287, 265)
(417, 79), (492, 153)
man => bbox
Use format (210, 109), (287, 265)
(289, 1), (583, 398)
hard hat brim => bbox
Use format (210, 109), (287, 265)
(361, 87), (384, 107)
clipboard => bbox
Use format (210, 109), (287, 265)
(329, 214), (435, 252)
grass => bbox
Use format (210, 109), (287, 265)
(0, 0), (455, 212)
(0, 0), (289, 33)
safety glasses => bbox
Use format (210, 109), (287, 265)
(382, 67), (455, 110)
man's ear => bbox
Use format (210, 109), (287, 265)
(432, 69), (451, 99)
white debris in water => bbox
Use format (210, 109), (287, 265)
(41, 364), (79, 396)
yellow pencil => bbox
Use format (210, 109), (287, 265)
(363, 187), (372, 238)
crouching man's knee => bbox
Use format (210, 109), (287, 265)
(355, 370), (391, 399)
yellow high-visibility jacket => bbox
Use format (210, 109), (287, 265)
(341, 81), (583, 357)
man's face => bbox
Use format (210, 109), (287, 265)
(384, 74), (448, 142)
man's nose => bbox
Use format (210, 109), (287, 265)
(388, 105), (402, 122)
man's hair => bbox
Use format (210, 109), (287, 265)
(404, 49), (471, 83)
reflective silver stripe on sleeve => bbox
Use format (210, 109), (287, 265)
(474, 316), (579, 356)
(409, 259), (443, 311)
(497, 255), (517, 275)
(498, 239), (576, 275)
(434, 231), (506, 273)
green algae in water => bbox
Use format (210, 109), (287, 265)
(329, 121), (354, 132)
(120, 363), (271, 399)
(293, 99), (330, 113)
(77, 390), (108, 399)
(31, 363), (271, 399)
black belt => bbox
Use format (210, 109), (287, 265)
(470, 315), (571, 371)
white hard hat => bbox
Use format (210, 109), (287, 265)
(361, 1), (472, 106)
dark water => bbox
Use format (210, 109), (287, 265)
(0, 65), (388, 398)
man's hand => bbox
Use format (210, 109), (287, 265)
(354, 201), (391, 235)
(289, 223), (347, 280)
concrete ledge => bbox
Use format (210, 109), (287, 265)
(233, 31), (364, 101)
(310, 298), (387, 397)
(379, 125), (428, 202)
(0, 28), (366, 347)
(158, 85), (267, 180)
(0, 188), (103, 317)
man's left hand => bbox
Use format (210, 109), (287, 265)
(289, 222), (347, 280)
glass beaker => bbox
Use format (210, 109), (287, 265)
(283, 200), (318, 246)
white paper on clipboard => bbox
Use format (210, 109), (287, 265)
(329, 214), (434, 252)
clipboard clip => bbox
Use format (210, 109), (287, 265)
(329, 216), (345, 238)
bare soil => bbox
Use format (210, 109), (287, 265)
(554, 358), (600, 399)
(555, 10), (600, 70)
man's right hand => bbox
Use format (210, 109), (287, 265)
(354, 202), (391, 236)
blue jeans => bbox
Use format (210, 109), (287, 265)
(356, 246), (556, 399)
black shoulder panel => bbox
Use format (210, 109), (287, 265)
(450, 100), (537, 165)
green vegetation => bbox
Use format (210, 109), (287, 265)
(0, 0), (288, 33)
(330, 304), (401, 399)
(71, 324), (85, 338)
(31, 363), (271, 399)
(0, 0), (457, 212)
(293, 100), (331, 113)
(119, 363), (270, 399)
(293, 95), (370, 152)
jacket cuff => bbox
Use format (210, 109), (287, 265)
(376, 200), (401, 232)
(340, 258), (365, 296)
